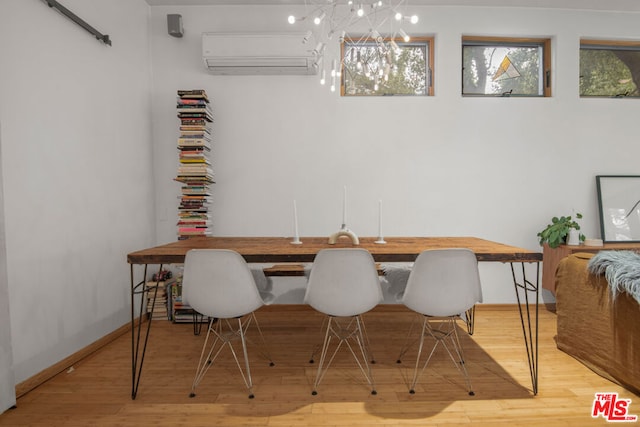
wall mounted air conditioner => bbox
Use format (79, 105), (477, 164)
(202, 32), (319, 76)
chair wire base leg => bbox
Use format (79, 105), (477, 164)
(465, 305), (476, 335)
(247, 312), (275, 367)
(408, 316), (474, 396)
(309, 316), (328, 363)
(190, 315), (262, 399)
(190, 317), (224, 397)
(396, 313), (420, 364)
(311, 316), (377, 396)
(358, 314), (376, 363)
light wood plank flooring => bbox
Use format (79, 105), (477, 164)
(1, 305), (638, 426)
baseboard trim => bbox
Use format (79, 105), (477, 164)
(15, 320), (133, 398)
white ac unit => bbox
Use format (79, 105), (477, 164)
(202, 32), (319, 76)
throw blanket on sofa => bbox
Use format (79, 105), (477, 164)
(587, 250), (640, 305)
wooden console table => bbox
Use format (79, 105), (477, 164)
(127, 236), (542, 398)
(542, 242), (640, 294)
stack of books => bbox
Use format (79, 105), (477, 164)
(175, 90), (214, 239)
(145, 281), (169, 320)
(168, 280), (199, 323)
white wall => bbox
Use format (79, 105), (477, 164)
(0, 120), (16, 412)
(149, 5), (640, 304)
(0, 0), (155, 387)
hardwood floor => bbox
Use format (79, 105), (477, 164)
(1, 305), (637, 426)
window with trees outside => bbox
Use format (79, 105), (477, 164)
(342, 37), (433, 96)
(580, 40), (640, 98)
(462, 36), (551, 97)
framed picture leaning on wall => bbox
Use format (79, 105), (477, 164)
(596, 175), (640, 243)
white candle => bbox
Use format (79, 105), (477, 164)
(375, 199), (386, 244)
(293, 200), (300, 241)
(378, 199), (382, 237)
(343, 186), (347, 225)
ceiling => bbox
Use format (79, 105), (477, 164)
(143, 0), (640, 12)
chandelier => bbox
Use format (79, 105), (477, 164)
(287, 1), (419, 93)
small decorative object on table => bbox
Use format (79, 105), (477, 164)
(328, 224), (359, 245)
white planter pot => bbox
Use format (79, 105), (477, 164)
(566, 229), (580, 245)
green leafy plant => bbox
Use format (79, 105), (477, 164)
(537, 213), (585, 248)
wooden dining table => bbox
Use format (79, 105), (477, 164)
(127, 236), (542, 398)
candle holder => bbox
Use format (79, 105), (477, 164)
(291, 236), (302, 245)
(328, 224), (359, 245)
(374, 236), (387, 244)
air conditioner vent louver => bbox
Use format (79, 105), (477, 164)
(202, 32), (319, 76)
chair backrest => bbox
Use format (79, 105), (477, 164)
(304, 248), (383, 317)
(182, 249), (265, 319)
(402, 248), (483, 317)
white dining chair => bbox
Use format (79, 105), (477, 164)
(396, 248), (483, 395)
(304, 248), (383, 395)
(182, 249), (274, 399)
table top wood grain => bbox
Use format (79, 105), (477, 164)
(127, 236), (542, 265)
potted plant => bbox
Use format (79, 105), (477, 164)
(537, 213), (585, 248)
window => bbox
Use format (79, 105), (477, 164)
(580, 40), (640, 98)
(341, 37), (433, 96)
(462, 36), (551, 97)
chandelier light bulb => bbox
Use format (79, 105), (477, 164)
(314, 11), (326, 25)
(286, 0), (413, 95)
(399, 28), (410, 42)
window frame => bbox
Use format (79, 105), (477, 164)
(580, 38), (640, 98)
(340, 36), (434, 97)
(461, 36), (552, 97)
